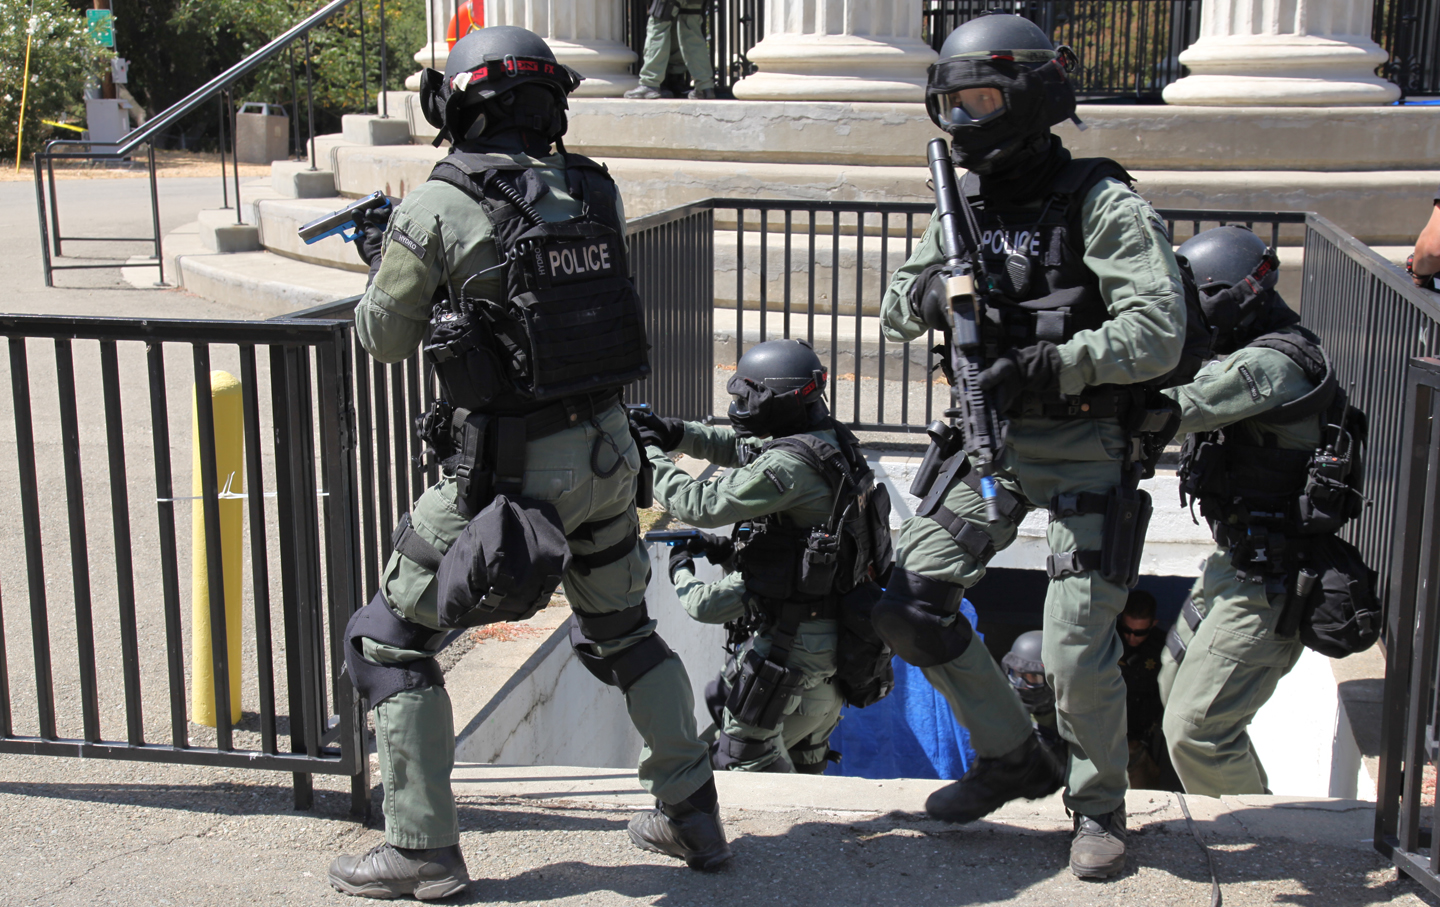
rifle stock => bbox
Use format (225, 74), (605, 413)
(926, 138), (1007, 523)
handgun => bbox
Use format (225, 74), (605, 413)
(298, 191), (392, 244)
(644, 529), (702, 545)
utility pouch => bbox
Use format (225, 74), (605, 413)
(628, 417), (654, 509)
(434, 493), (570, 628)
(1127, 394), (1181, 480)
(415, 400), (458, 470)
(1177, 436), (1223, 503)
(1297, 451), (1359, 535)
(797, 529), (841, 597)
(739, 532), (797, 600)
(451, 409), (493, 515)
(725, 647), (804, 730)
(1099, 485), (1152, 589)
(424, 299), (503, 411)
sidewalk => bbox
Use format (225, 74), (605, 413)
(0, 754), (1430, 906)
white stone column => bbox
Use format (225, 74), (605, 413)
(485, 0), (638, 96)
(404, 0), (457, 90)
(404, 0), (638, 96)
(732, 0), (938, 102)
(1162, 0), (1399, 106)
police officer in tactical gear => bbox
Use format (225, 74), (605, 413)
(1158, 227), (1363, 796)
(876, 12), (1186, 879)
(635, 339), (893, 774)
(1001, 630), (1065, 765)
(329, 26), (729, 898)
(624, 0), (716, 100)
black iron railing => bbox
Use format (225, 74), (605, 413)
(1376, 0), (1440, 98)
(1374, 357), (1440, 899)
(923, 0), (1202, 100)
(0, 314), (368, 815)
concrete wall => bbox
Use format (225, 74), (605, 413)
(455, 551), (728, 767)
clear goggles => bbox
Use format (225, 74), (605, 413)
(936, 87), (1007, 127)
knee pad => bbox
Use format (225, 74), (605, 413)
(871, 568), (973, 668)
(568, 602), (673, 693)
(343, 594), (447, 709)
(712, 731), (783, 771)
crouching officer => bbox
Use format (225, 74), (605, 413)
(874, 12), (1187, 879)
(1158, 226), (1370, 796)
(634, 339), (894, 774)
(327, 26), (729, 898)
(1001, 630), (1065, 766)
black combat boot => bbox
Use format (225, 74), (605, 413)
(627, 778), (733, 871)
(924, 734), (1064, 823)
(328, 842), (469, 900)
(1070, 806), (1127, 879)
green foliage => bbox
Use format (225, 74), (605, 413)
(103, 0), (425, 150)
(0, 0), (105, 159)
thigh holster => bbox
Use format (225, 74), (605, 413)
(568, 602), (673, 693)
(916, 452), (1025, 566)
(789, 739), (839, 775)
(712, 731), (783, 771)
(870, 568), (972, 667)
(343, 593), (447, 710)
(1045, 486), (1153, 589)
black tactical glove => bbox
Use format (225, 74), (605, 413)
(355, 206), (391, 283)
(667, 546), (696, 585)
(630, 409), (686, 451)
(907, 263), (952, 331)
(978, 341), (1063, 412)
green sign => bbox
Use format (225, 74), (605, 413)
(86, 9), (114, 48)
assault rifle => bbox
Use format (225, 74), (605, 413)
(926, 137), (1007, 523)
(297, 191), (391, 244)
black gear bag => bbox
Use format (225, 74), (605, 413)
(1279, 534), (1380, 658)
(434, 493), (570, 628)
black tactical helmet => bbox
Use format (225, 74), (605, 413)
(1176, 226), (1285, 354)
(1000, 629), (1053, 714)
(727, 339), (829, 438)
(925, 13), (1079, 175)
(419, 26), (583, 148)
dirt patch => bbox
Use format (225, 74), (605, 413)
(0, 150), (276, 182)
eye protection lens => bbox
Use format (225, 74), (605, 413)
(940, 87), (1006, 126)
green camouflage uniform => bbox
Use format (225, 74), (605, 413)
(649, 422), (843, 772)
(637, 1), (715, 92)
(879, 177), (1184, 818)
(354, 151), (712, 849)
(1156, 337), (1318, 797)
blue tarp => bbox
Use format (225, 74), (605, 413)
(825, 599), (979, 780)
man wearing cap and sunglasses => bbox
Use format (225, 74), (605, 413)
(875, 11), (1187, 879)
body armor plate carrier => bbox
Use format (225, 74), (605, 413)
(727, 421), (897, 713)
(423, 151), (650, 414)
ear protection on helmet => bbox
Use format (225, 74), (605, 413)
(725, 372), (826, 438)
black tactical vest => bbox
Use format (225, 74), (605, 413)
(1176, 326), (1365, 577)
(734, 422), (893, 615)
(962, 158), (1132, 357)
(421, 151), (650, 415)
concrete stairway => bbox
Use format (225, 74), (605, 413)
(162, 99), (1431, 319)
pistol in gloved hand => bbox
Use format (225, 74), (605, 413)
(667, 531), (736, 584)
(629, 407), (686, 452)
(355, 205), (392, 282)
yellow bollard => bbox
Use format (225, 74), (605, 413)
(191, 370), (245, 727)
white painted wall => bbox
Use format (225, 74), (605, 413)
(455, 551), (728, 767)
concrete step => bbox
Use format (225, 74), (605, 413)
(164, 221), (365, 317)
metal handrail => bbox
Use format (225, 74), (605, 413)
(98, 0), (357, 158)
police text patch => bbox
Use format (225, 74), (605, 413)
(390, 228), (426, 260)
(763, 468), (787, 495)
(1237, 365), (1261, 401)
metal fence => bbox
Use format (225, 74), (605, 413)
(1376, 0), (1440, 98)
(1374, 357), (1440, 899)
(0, 314), (368, 815)
(923, 0), (1203, 100)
